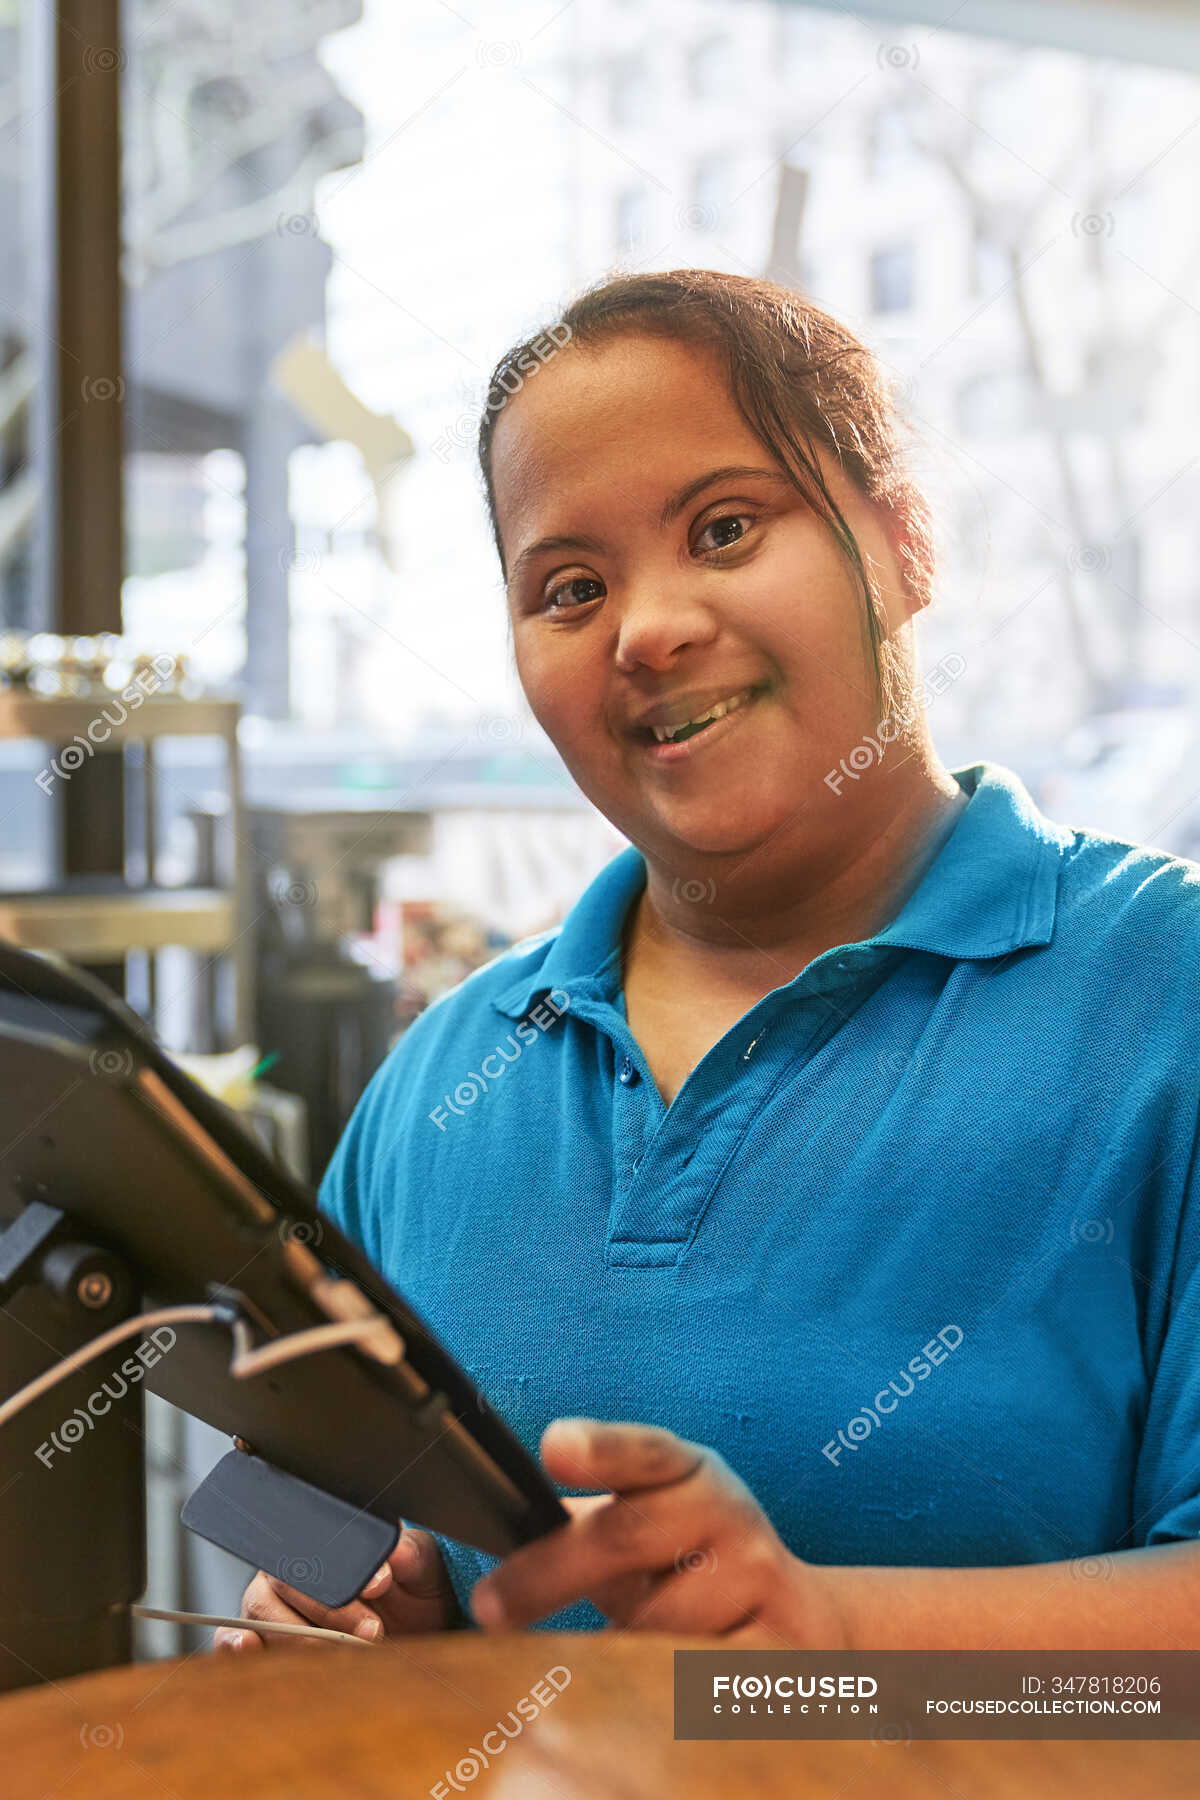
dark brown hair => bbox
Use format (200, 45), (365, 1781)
(477, 268), (933, 721)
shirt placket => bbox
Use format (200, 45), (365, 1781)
(598, 952), (904, 1267)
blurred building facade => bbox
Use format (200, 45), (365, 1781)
(559, 2), (1200, 852)
(7, 0), (1200, 894)
(0, 0), (365, 716)
(313, 0), (1200, 854)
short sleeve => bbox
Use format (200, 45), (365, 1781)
(1132, 1113), (1200, 1545)
(316, 1036), (406, 1271)
(313, 983), (602, 1631)
(315, 1031), (475, 1617)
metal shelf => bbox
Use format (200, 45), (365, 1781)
(0, 692), (239, 744)
(0, 690), (250, 1044)
(0, 888), (236, 958)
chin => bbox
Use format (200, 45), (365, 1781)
(639, 797), (794, 864)
(571, 760), (798, 864)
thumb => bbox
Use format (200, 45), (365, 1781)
(538, 1417), (607, 1490)
(540, 1418), (699, 1493)
(388, 1527), (447, 1597)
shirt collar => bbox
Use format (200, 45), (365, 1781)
(492, 761), (1070, 1019)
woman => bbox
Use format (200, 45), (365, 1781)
(217, 270), (1200, 1653)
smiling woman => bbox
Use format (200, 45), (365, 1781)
(220, 269), (1200, 1656)
(480, 270), (936, 732)
(479, 274), (969, 1102)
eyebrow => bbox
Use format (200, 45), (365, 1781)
(657, 465), (793, 527)
(508, 465), (793, 579)
(510, 532), (607, 579)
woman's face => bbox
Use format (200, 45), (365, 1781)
(493, 331), (922, 870)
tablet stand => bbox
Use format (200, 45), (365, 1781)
(0, 1196), (143, 1689)
(0, 1194), (397, 1693)
(0, 938), (569, 1697)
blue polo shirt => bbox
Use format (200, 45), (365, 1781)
(318, 760), (1200, 1631)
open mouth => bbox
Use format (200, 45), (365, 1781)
(645, 685), (761, 745)
(637, 684), (768, 758)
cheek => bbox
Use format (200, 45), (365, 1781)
(512, 628), (603, 744)
(731, 543), (866, 676)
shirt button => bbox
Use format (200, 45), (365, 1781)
(618, 1057), (639, 1085)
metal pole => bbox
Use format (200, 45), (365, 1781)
(29, 0), (126, 985)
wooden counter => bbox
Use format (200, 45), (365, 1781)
(2, 1632), (1195, 1798)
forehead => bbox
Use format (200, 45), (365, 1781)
(489, 332), (769, 550)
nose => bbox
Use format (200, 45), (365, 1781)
(613, 572), (720, 674)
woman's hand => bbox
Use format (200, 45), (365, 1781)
(213, 1525), (459, 1652)
(469, 1419), (846, 1643)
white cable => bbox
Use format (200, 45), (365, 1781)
(0, 1304), (221, 1430)
(229, 1316), (401, 1378)
(1, 1305), (403, 1649)
(130, 1603), (372, 1648)
(0, 1297), (398, 1425)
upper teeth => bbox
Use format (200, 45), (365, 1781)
(651, 687), (755, 742)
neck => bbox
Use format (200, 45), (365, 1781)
(628, 752), (968, 990)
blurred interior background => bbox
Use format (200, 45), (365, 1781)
(0, 0), (1197, 1655)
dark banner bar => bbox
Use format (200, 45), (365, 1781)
(675, 1651), (1200, 1740)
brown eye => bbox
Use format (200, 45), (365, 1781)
(545, 575), (605, 611)
(695, 513), (752, 554)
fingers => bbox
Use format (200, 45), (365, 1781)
(470, 1491), (692, 1629)
(213, 1561), (393, 1653)
(362, 1560), (394, 1599)
(213, 1624), (266, 1653)
(387, 1528), (446, 1598)
(540, 1419), (703, 1495)
(601, 1553), (778, 1636)
(261, 1571), (388, 1641)
(472, 1425), (774, 1631)
(578, 1568), (658, 1628)
(212, 1529), (455, 1654)
(375, 1528), (463, 1634)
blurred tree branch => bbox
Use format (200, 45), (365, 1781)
(122, 0), (363, 285)
(901, 68), (1179, 712)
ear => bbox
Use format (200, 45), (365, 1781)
(877, 498), (931, 623)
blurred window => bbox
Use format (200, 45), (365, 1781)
(609, 59), (651, 127)
(689, 153), (734, 229)
(869, 243), (915, 313)
(969, 224), (1011, 296)
(867, 103), (916, 177)
(687, 37), (730, 100)
(957, 369), (1035, 436)
(615, 185), (650, 251)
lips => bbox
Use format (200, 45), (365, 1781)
(629, 681), (768, 740)
(634, 683), (768, 762)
